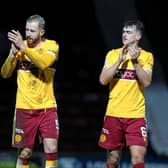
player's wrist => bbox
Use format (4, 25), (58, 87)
(131, 58), (139, 64)
(9, 50), (17, 58)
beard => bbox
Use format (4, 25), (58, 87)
(26, 36), (40, 48)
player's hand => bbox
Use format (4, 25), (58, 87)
(128, 46), (141, 60)
(119, 44), (128, 62)
(11, 43), (19, 55)
(8, 30), (26, 51)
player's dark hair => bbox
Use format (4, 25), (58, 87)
(123, 20), (144, 34)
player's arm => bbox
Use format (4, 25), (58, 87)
(24, 43), (59, 70)
(99, 60), (120, 85)
(99, 47), (127, 85)
(133, 60), (153, 88)
(1, 44), (18, 78)
(129, 47), (154, 87)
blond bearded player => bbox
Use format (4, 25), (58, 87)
(1, 14), (59, 168)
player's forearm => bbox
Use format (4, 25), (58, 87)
(133, 62), (152, 87)
(24, 48), (57, 70)
(1, 55), (17, 78)
(99, 60), (121, 85)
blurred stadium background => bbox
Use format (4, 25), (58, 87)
(0, 0), (168, 167)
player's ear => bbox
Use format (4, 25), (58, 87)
(40, 28), (45, 36)
(136, 32), (142, 41)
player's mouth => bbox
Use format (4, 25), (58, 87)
(27, 37), (33, 43)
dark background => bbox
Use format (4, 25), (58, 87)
(0, 0), (167, 155)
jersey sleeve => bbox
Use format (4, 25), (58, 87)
(104, 49), (119, 67)
(24, 40), (59, 70)
(0, 51), (21, 78)
(141, 52), (154, 70)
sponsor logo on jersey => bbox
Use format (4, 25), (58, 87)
(114, 68), (137, 80)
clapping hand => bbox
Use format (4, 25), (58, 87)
(8, 30), (26, 51)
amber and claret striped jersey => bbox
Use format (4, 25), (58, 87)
(104, 48), (154, 118)
(1, 39), (59, 109)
